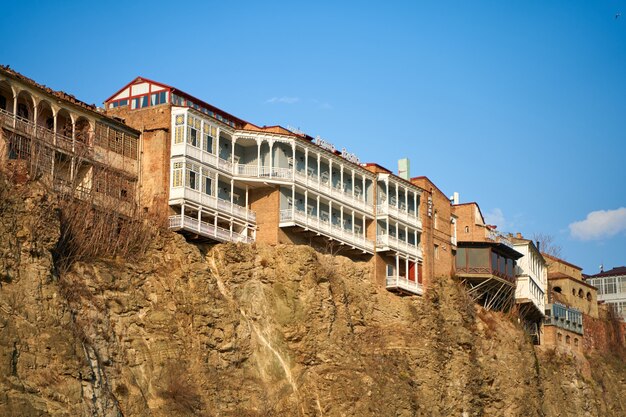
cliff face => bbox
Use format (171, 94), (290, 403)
(0, 179), (625, 417)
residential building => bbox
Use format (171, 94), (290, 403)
(452, 202), (523, 311)
(510, 234), (547, 343)
(410, 176), (457, 289)
(0, 66), (140, 212)
(542, 302), (584, 354)
(105, 77), (424, 295)
(544, 254), (599, 318)
(587, 266), (626, 320)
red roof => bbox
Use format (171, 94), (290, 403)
(589, 266), (626, 278)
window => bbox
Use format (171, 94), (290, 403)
(465, 226), (469, 233)
(17, 103), (29, 119)
(434, 210), (438, 229)
(150, 91), (167, 106)
(557, 332), (562, 342)
(605, 278), (617, 294)
(574, 338), (579, 347)
(141, 95), (149, 108)
(434, 244), (439, 259)
(203, 123), (216, 153)
(0, 95), (6, 110)
(201, 168), (214, 195)
(172, 162), (183, 187)
(186, 163), (199, 190)
(553, 286), (562, 293)
(565, 335), (571, 344)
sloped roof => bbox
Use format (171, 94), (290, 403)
(589, 266), (626, 278)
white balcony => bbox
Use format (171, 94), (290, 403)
(279, 209), (374, 253)
(169, 186), (256, 222)
(515, 275), (545, 315)
(169, 214), (254, 244)
(376, 203), (422, 229)
(386, 275), (424, 296)
(293, 169), (373, 213)
(376, 234), (422, 258)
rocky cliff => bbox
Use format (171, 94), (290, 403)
(0, 178), (625, 416)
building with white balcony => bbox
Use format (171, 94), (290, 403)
(511, 235), (547, 343)
(587, 266), (626, 321)
(104, 76), (427, 293)
(0, 66), (139, 213)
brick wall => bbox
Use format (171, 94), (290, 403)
(582, 307), (626, 353)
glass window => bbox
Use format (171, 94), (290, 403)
(174, 126), (184, 144)
(456, 247), (466, 268)
(606, 278), (617, 294)
(468, 248), (489, 268)
(141, 95), (149, 108)
(491, 252), (498, 273)
(172, 162), (183, 187)
(507, 260), (514, 278)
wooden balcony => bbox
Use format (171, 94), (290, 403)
(169, 214), (254, 244)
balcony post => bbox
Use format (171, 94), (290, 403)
(385, 177), (389, 205)
(216, 130), (220, 162)
(405, 188), (408, 213)
(340, 165), (344, 192)
(291, 184), (295, 217)
(268, 139), (274, 179)
(181, 204), (185, 221)
(12, 94), (17, 128)
(405, 257), (409, 281)
(351, 210), (355, 234)
(317, 153), (321, 185)
(304, 189), (308, 216)
(414, 193), (418, 217)
(245, 185), (249, 218)
(328, 159), (333, 186)
(231, 136), (237, 166)
(292, 141), (296, 179)
(395, 254), (400, 284)
(316, 195), (320, 222)
(340, 206), (344, 235)
(351, 171), (355, 198)
(230, 178), (234, 212)
(329, 200), (333, 226)
(362, 216), (366, 238)
(304, 147), (309, 180)
(256, 138), (262, 176)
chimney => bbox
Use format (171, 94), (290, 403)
(452, 192), (459, 205)
(516, 232), (522, 239)
(398, 158), (410, 180)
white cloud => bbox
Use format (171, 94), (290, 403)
(265, 96), (299, 104)
(484, 207), (507, 229)
(569, 207), (626, 240)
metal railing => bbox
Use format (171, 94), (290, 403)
(169, 186), (256, 222)
(376, 234), (422, 258)
(376, 203), (421, 228)
(279, 209), (374, 253)
(386, 275), (424, 296)
(168, 214), (254, 244)
(293, 169), (373, 212)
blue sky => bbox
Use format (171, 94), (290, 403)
(1, 1), (625, 273)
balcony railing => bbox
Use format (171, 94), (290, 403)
(376, 203), (421, 228)
(169, 214), (254, 244)
(0, 107), (92, 156)
(455, 266), (516, 284)
(376, 234), (422, 258)
(169, 186), (256, 222)
(293, 169), (372, 212)
(515, 276), (545, 314)
(486, 229), (514, 248)
(544, 303), (583, 334)
(386, 275), (424, 296)
(279, 208), (374, 253)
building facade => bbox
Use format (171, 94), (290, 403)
(544, 254), (599, 319)
(0, 66), (140, 212)
(587, 266), (626, 320)
(105, 77), (425, 295)
(452, 202), (523, 311)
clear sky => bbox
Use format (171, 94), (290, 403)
(1, 1), (625, 274)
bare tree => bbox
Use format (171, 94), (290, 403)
(531, 232), (563, 261)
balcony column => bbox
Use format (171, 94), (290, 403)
(198, 207), (202, 226)
(414, 193), (418, 217)
(70, 119), (76, 180)
(316, 195), (320, 222)
(216, 130), (220, 160)
(256, 138), (262, 176)
(292, 141), (296, 179)
(395, 184), (399, 209)
(245, 185), (249, 216)
(414, 230), (418, 249)
(230, 221), (233, 239)
(317, 153), (321, 184)
(385, 178), (389, 205)
(329, 200), (333, 226)
(351, 171), (355, 198)
(231, 136), (237, 166)
(395, 254), (400, 281)
(328, 160), (333, 186)
(405, 257), (409, 280)
(304, 189), (308, 216)
(351, 210), (355, 233)
(405, 225), (408, 244)
(304, 148), (309, 180)
(11, 94), (17, 127)
(415, 260), (419, 282)
(291, 185), (295, 217)
(405, 188), (408, 213)
(33, 100), (38, 133)
(52, 109), (58, 146)
(181, 204), (185, 221)
(230, 178), (234, 206)
(340, 206), (344, 234)
(395, 222), (399, 241)
(362, 176), (366, 203)
(340, 165), (344, 192)
(362, 217), (366, 238)
(268, 139), (274, 179)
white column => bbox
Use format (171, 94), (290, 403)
(12, 95), (17, 127)
(405, 257), (409, 281)
(304, 148), (309, 179)
(230, 179), (234, 212)
(269, 140), (274, 179)
(385, 178), (389, 204)
(231, 137), (237, 165)
(245, 185), (249, 219)
(329, 160), (333, 186)
(340, 206), (344, 233)
(317, 153), (321, 185)
(291, 185), (296, 216)
(414, 193), (418, 217)
(257, 139), (262, 175)
(405, 189), (409, 213)
(340, 165), (344, 192)
(292, 142), (296, 179)
(317, 195), (320, 221)
(216, 131), (221, 161)
(351, 171), (355, 198)
(304, 190), (308, 217)
(351, 210), (355, 233)
(362, 177), (366, 203)
(395, 254), (400, 281)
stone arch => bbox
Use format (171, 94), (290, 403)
(37, 99), (54, 130)
(74, 116), (92, 145)
(557, 332), (562, 342)
(574, 337), (579, 347)
(566, 335), (571, 344)
(586, 291), (592, 301)
(56, 108), (73, 138)
(578, 289), (583, 298)
(553, 286), (562, 293)
(0, 79), (14, 113)
(16, 89), (35, 121)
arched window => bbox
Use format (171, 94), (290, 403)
(574, 338), (579, 347)
(554, 286), (562, 293)
(578, 289), (583, 298)
(465, 226), (469, 233)
(586, 292), (592, 301)
(557, 332), (562, 342)
(566, 335), (571, 344)
(572, 288), (576, 296)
